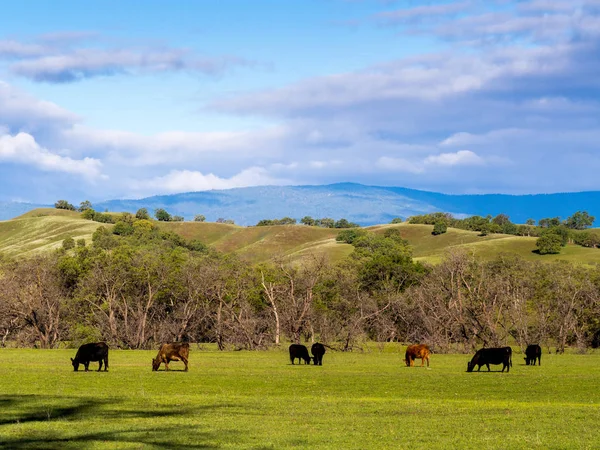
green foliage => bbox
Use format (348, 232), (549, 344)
(526, 218), (535, 226)
(194, 214), (206, 222)
(390, 217), (403, 224)
(154, 208), (171, 222)
(539, 217), (561, 228)
(62, 236), (75, 250)
(432, 221), (447, 235)
(54, 200), (75, 211)
(335, 228), (367, 244)
(92, 226), (118, 250)
(317, 218), (335, 228)
(172, 215), (185, 222)
(135, 208), (150, 220)
(300, 216), (315, 226)
(76, 239), (86, 247)
(537, 232), (562, 254)
(112, 221), (135, 236)
(565, 211), (595, 230)
(78, 200), (93, 212)
(256, 217), (297, 226)
(81, 208), (97, 220)
(573, 231), (600, 248)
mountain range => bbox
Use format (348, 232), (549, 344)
(3, 183), (600, 226)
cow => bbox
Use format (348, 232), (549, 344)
(152, 342), (189, 371)
(311, 343), (326, 366)
(524, 344), (542, 366)
(289, 344), (311, 365)
(467, 347), (512, 373)
(403, 344), (431, 367)
(71, 342), (109, 372)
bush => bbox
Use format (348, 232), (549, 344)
(194, 215), (206, 222)
(55, 200), (75, 211)
(390, 217), (403, 224)
(136, 208), (150, 220)
(336, 229), (367, 244)
(113, 221), (135, 236)
(155, 208), (171, 222)
(172, 215), (185, 222)
(536, 233), (562, 254)
(432, 222), (447, 235)
(62, 237), (75, 250)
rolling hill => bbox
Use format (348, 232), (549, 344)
(3, 207), (600, 265)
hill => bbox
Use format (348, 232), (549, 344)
(3, 208), (600, 265)
(0, 208), (109, 257)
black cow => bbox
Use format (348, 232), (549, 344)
(71, 342), (109, 372)
(467, 347), (512, 373)
(289, 344), (311, 365)
(524, 344), (542, 366)
(311, 343), (326, 366)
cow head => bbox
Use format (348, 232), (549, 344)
(403, 358), (410, 367)
(152, 358), (161, 371)
(466, 360), (475, 372)
(524, 357), (530, 365)
(71, 357), (80, 372)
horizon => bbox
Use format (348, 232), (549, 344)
(1, 1), (599, 203)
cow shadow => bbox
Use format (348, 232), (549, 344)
(0, 395), (239, 449)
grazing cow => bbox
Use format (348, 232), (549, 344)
(524, 344), (542, 366)
(311, 343), (326, 366)
(467, 347), (512, 373)
(152, 342), (189, 371)
(71, 342), (109, 372)
(289, 344), (311, 365)
(403, 344), (431, 367)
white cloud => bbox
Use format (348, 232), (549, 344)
(424, 150), (484, 166)
(130, 167), (289, 196)
(0, 132), (104, 178)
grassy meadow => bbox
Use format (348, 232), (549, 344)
(0, 346), (598, 449)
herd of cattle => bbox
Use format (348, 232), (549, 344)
(70, 341), (542, 373)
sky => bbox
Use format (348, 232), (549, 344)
(1, 0), (599, 203)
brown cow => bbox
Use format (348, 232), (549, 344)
(403, 344), (431, 367)
(152, 342), (189, 371)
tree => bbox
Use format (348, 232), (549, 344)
(136, 208), (150, 220)
(492, 214), (511, 226)
(336, 229), (367, 244)
(526, 218), (535, 226)
(390, 217), (403, 224)
(536, 233), (562, 254)
(432, 221), (447, 235)
(55, 200), (75, 211)
(564, 211), (595, 230)
(318, 218), (335, 228)
(172, 215), (184, 222)
(539, 217), (561, 228)
(155, 208), (171, 222)
(194, 215), (206, 222)
(301, 216), (315, 226)
(78, 200), (93, 212)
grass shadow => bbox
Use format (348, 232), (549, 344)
(0, 395), (241, 449)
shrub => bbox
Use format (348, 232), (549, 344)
(62, 237), (75, 250)
(536, 233), (562, 254)
(432, 222), (447, 235)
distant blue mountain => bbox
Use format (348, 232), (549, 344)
(0, 201), (50, 221)
(4, 183), (600, 226)
(91, 183), (600, 226)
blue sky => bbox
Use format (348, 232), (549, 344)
(0, 0), (599, 203)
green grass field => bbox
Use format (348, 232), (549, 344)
(0, 347), (598, 449)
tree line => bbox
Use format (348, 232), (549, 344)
(1, 217), (599, 353)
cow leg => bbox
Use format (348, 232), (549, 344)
(97, 360), (103, 371)
(84, 362), (89, 372)
(426, 356), (430, 367)
(538, 356), (541, 366)
(182, 356), (189, 372)
(486, 364), (490, 372)
(104, 356), (108, 371)
(165, 359), (170, 371)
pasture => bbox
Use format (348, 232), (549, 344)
(0, 346), (598, 449)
